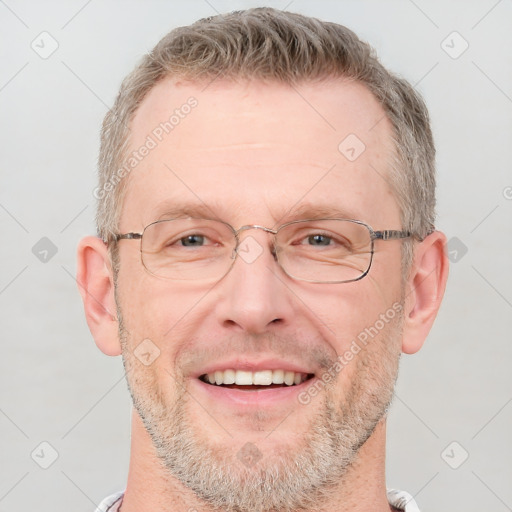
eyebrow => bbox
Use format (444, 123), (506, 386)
(274, 203), (361, 224)
(154, 200), (226, 221)
(152, 200), (361, 226)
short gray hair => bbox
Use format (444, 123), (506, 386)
(97, 7), (436, 277)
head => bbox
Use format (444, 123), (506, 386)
(78, 8), (448, 512)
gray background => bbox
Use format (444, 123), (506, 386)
(1, 1), (511, 511)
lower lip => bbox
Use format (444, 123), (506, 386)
(190, 377), (317, 407)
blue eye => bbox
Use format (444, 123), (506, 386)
(180, 234), (205, 246)
(307, 234), (331, 246)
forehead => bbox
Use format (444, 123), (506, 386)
(121, 77), (399, 229)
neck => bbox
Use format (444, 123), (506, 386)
(119, 409), (395, 512)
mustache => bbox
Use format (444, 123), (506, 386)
(176, 331), (338, 375)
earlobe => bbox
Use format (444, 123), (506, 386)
(401, 231), (449, 354)
(76, 236), (121, 356)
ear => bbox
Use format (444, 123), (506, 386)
(401, 231), (449, 354)
(76, 236), (121, 356)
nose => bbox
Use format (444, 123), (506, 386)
(214, 228), (294, 334)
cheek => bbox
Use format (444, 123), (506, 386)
(116, 252), (196, 329)
(292, 276), (401, 353)
(115, 267), (221, 370)
(325, 314), (403, 404)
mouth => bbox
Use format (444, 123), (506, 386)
(199, 369), (315, 391)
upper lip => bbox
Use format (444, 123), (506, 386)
(192, 358), (316, 378)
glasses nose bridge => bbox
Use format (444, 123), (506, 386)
(232, 224), (279, 258)
(235, 224), (278, 238)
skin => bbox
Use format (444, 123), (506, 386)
(77, 78), (448, 512)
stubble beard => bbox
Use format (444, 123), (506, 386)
(118, 308), (403, 512)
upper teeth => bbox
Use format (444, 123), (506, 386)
(203, 369), (308, 386)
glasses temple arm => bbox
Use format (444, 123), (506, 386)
(373, 227), (435, 242)
(109, 233), (143, 243)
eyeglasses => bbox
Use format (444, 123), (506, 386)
(112, 218), (422, 284)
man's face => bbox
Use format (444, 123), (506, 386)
(115, 78), (405, 511)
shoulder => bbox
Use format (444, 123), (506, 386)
(387, 488), (421, 512)
(94, 490), (125, 512)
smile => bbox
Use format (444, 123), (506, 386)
(199, 369), (314, 390)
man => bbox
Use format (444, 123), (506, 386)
(78, 7), (448, 512)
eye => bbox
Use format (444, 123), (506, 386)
(179, 234), (206, 247)
(306, 234), (332, 246)
(292, 229), (353, 253)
